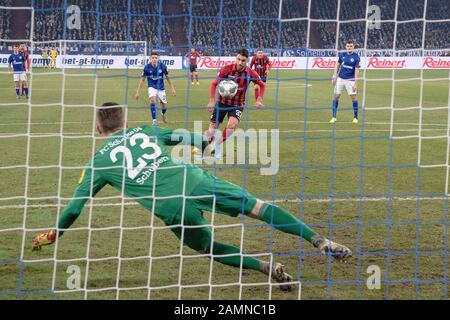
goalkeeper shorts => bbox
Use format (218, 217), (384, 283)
(168, 171), (256, 223)
(168, 172), (257, 252)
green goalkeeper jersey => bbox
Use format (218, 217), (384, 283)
(58, 125), (208, 232)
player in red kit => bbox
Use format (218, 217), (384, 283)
(250, 50), (270, 98)
(19, 43), (30, 96)
(204, 49), (266, 159)
(186, 47), (201, 85)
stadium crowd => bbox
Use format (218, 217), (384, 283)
(0, 0), (448, 54)
(0, 0), (14, 40)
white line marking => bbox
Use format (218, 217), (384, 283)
(0, 120), (448, 127)
(0, 127), (448, 137)
(0, 196), (447, 210)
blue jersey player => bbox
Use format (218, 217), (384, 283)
(8, 44), (29, 99)
(135, 52), (176, 126)
(330, 40), (360, 124)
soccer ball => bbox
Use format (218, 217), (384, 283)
(218, 80), (238, 98)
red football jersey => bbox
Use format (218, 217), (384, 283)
(186, 51), (201, 66)
(19, 49), (30, 71)
(215, 63), (265, 106)
(250, 54), (270, 77)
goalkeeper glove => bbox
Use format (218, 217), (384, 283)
(32, 230), (57, 251)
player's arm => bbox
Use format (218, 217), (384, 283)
(156, 127), (209, 152)
(26, 54), (31, 72)
(31, 164), (107, 251)
(135, 69), (147, 100)
(332, 55), (342, 85)
(250, 56), (255, 69)
(164, 67), (176, 96)
(265, 56), (270, 76)
(7, 56), (12, 73)
(353, 56), (361, 91)
(251, 69), (265, 107)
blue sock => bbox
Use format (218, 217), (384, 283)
(332, 99), (339, 118)
(352, 100), (358, 119)
(15, 87), (20, 96)
(161, 107), (167, 114)
(24, 87), (29, 96)
(150, 102), (157, 120)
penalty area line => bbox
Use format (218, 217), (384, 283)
(0, 196), (447, 210)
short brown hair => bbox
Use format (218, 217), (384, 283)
(96, 102), (125, 133)
(237, 48), (249, 58)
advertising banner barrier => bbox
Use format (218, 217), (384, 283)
(1, 55), (449, 70)
(196, 56), (450, 70)
(0, 54), (182, 69)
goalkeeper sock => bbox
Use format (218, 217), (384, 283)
(259, 203), (317, 242)
(352, 100), (358, 119)
(150, 102), (157, 120)
(211, 241), (261, 271)
(332, 99), (339, 118)
(15, 86), (20, 96)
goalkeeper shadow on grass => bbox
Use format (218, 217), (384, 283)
(31, 102), (352, 292)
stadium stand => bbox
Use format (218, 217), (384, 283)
(0, 0), (448, 53)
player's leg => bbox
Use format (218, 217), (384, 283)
(254, 83), (261, 98)
(216, 107), (242, 145)
(248, 199), (352, 260)
(190, 65), (195, 84)
(147, 87), (158, 125)
(160, 101), (168, 124)
(346, 80), (359, 123)
(13, 72), (21, 97)
(194, 70), (199, 85)
(158, 90), (168, 123)
(192, 174), (352, 261)
(204, 104), (227, 144)
(210, 109), (241, 159)
(330, 94), (341, 123)
(350, 94), (358, 123)
(14, 79), (20, 98)
(330, 78), (343, 123)
(170, 201), (294, 291)
(204, 122), (219, 144)
(21, 73), (29, 98)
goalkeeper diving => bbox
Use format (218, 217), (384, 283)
(32, 102), (352, 291)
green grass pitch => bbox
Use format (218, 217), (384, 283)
(0, 67), (449, 300)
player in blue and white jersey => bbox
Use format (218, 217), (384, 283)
(135, 52), (176, 126)
(329, 40), (360, 124)
(8, 44), (29, 99)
